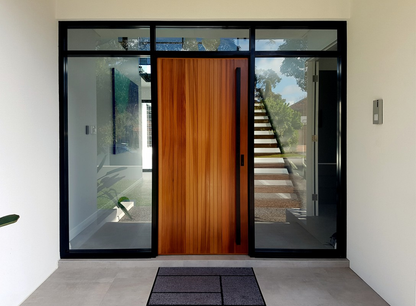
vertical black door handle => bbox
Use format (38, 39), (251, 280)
(235, 67), (241, 245)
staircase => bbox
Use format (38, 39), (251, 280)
(254, 101), (302, 222)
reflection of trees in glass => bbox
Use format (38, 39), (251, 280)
(279, 40), (307, 92)
(264, 96), (302, 150)
(256, 69), (281, 98)
(256, 68), (302, 151)
(156, 37), (241, 51)
(95, 37), (149, 51)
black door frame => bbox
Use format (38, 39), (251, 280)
(59, 21), (347, 258)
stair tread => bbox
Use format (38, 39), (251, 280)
(254, 163), (286, 168)
(255, 148), (281, 153)
(255, 174), (291, 180)
(254, 139), (277, 143)
(254, 135), (275, 139)
(254, 180), (293, 186)
(255, 198), (301, 208)
(254, 143), (279, 148)
(254, 127), (273, 131)
(254, 168), (288, 174)
(255, 185), (295, 193)
(256, 193), (298, 200)
(255, 152), (281, 157)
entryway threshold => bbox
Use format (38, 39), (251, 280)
(59, 256), (349, 269)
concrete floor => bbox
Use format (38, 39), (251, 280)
(21, 257), (388, 306)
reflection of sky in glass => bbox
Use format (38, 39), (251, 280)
(255, 58), (306, 105)
(236, 39), (249, 51)
(255, 39), (285, 51)
(155, 37), (248, 51)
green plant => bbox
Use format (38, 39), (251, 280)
(97, 155), (133, 219)
(0, 214), (20, 228)
(117, 197), (133, 220)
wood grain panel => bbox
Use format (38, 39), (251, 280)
(158, 58), (248, 254)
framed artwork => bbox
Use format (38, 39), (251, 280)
(111, 68), (139, 154)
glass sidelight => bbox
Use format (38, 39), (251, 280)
(67, 56), (152, 250)
(254, 56), (339, 250)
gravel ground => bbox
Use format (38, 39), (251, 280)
(120, 205), (152, 222)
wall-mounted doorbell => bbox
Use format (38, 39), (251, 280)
(373, 99), (383, 124)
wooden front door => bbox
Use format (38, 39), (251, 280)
(158, 58), (248, 254)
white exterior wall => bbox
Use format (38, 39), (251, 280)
(2, 0), (416, 305)
(0, 1), (59, 305)
(55, 0), (351, 20)
(348, 1), (416, 305)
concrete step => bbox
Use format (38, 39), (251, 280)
(254, 123), (271, 128)
(254, 139), (277, 144)
(254, 148), (280, 153)
(59, 258), (350, 268)
(255, 131), (274, 135)
(255, 185), (295, 193)
(254, 157), (284, 163)
(254, 152), (280, 157)
(256, 193), (298, 200)
(255, 174), (291, 180)
(255, 198), (301, 208)
(254, 168), (288, 174)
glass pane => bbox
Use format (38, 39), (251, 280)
(68, 28), (150, 51)
(156, 27), (249, 51)
(255, 29), (337, 51)
(254, 57), (338, 250)
(67, 56), (152, 250)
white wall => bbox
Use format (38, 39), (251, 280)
(68, 57), (98, 239)
(0, 1), (59, 305)
(348, 0), (416, 305)
(56, 0), (351, 20)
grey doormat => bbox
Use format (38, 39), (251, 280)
(147, 267), (266, 306)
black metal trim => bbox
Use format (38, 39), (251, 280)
(59, 20), (345, 29)
(337, 22), (347, 258)
(247, 25), (256, 257)
(59, 20), (347, 259)
(59, 24), (70, 258)
(150, 24), (159, 257)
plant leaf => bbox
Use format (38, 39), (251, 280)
(118, 196), (130, 203)
(117, 197), (132, 220)
(117, 202), (133, 220)
(0, 214), (20, 228)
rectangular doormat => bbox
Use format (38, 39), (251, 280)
(147, 267), (266, 306)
